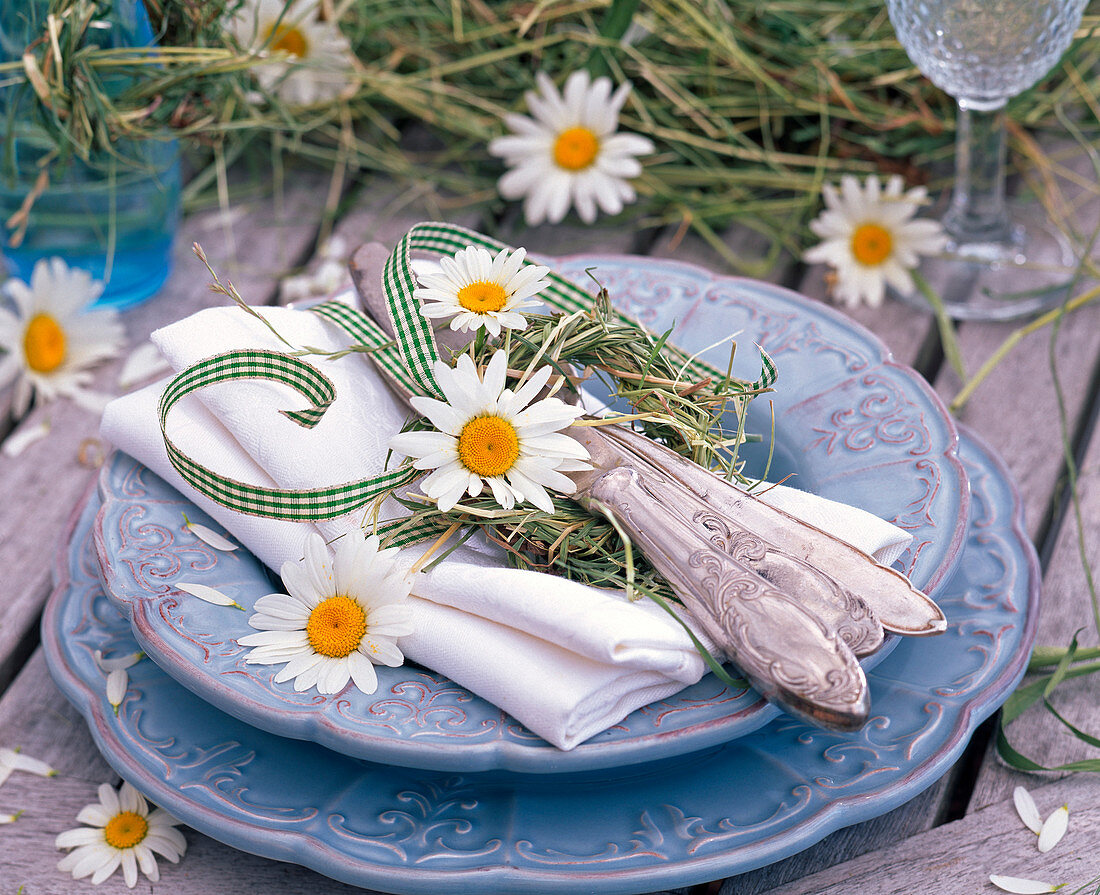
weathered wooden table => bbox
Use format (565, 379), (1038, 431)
(2, 156), (1099, 894)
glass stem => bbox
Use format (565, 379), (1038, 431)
(943, 102), (1013, 246)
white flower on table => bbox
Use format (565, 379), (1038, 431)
(56, 781), (187, 888)
(238, 532), (414, 695)
(415, 245), (550, 337)
(229, 0), (355, 105)
(489, 70), (654, 225)
(389, 350), (591, 513)
(0, 258), (123, 417)
(803, 174), (947, 309)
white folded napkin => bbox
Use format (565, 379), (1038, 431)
(101, 301), (910, 750)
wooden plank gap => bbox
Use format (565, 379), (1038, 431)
(777, 258), (809, 293)
(936, 715), (999, 824)
(910, 310), (948, 385)
(1035, 342), (1100, 572)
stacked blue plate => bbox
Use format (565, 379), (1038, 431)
(44, 257), (1037, 893)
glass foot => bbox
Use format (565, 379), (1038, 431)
(895, 208), (1077, 321)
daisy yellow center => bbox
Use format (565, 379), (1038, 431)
(850, 223), (894, 266)
(456, 280), (509, 313)
(458, 415), (520, 478)
(553, 126), (600, 171)
(267, 23), (309, 58)
(306, 595), (367, 658)
(103, 811), (148, 850)
(23, 313), (67, 373)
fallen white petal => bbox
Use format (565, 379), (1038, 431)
(2, 420), (51, 457)
(989, 875), (1062, 894)
(93, 649), (143, 673)
(1013, 785), (1043, 834)
(1038, 805), (1069, 853)
(70, 388), (116, 415)
(106, 668), (128, 714)
(0, 748), (55, 777)
(0, 810), (23, 823)
(118, 342), (171, 390)
(182, 515), (238, 552)
(176, 582), (243, 610)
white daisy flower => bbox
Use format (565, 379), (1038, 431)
(415, 245), (550, 337)
(488, 70), (654, 225)
(238, 532), (414, 696)
(56, 781), (187, 888)
(389, 351), (591, 514)
(229, 0), (355, 105)
(803, 174), (948, 309)
(0, 257), (124, 417)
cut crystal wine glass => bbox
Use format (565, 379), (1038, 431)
(885, 0), (1087, 320)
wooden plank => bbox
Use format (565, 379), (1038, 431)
(967, 402), (1100, 811)
(0, 171), (332, 692)
(752, 772), (1098, 895)
(947, 144), (1100, 809)
(934, 302), (1100, 545)
(647, 220), (791, 280)
(498, 215), (641, 259)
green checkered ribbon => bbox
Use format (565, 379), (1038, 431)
(158, 222), (777, 527)
(370, 221), (778, 397)
(157, 348), (421, 521)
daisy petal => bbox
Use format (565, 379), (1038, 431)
(182, 514), (238, 551)
(989, 874), (1063, 894)
(1013, 786), (1043, 835)
(175, 581), (244, 610)
(1038, 805), (1068, 853)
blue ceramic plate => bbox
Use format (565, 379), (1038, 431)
(46, 428), (1035, 894)
(93, 259), (966, 773)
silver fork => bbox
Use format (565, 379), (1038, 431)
(346, 243), (936, 731)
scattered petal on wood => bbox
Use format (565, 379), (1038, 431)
(176, 581), (244, 610)
(0, 747), (56, 777)
(93, 649), (143, 673)
(2, 420), (51, 457)
(71, 388), (116, 415)
(106, 668), (128, 715)
(118, 342), (171, 390)
(0, 810), (24, 824)
(989, 875), (1063, 894)
(1038, 805), (1069, 853)
(1013, 785), (1043, 834)
(182, 513), (238, 551)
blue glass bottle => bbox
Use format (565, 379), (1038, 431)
(0, 1), (181, 308)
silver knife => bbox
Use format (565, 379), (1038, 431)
(348, 243), (875, 730)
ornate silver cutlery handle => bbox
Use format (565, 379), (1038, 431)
(575, 462), (870, 731)
(601, 423), (946, 636)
